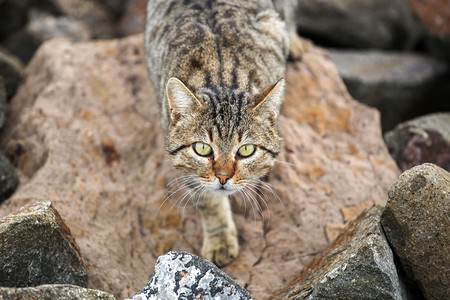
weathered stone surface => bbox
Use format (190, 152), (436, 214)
(47, 0), (115, 39)
(296, 0), (421, 49)
(0, 151), (18, 203)
(329, 50), (450, 131)
(0, 48), (23, 100)
(271, 205), (405, 299)
(0, 35), (398, 299)
(117, 0), (146, 37)
(0, 284), (115, 300)
(131, 251), (252, 300)
(384, 113), (450, 171)
(410, 0), (450, 62)
(381, 163), (449, 300)
(0, 201), (88, 287)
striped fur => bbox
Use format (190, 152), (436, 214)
(145, 0), (297, 266)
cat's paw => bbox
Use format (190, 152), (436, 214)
(201, 230), (239, 267)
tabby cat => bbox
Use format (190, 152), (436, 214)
(145, 0), (300, 267)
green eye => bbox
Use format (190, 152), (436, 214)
(193, 142), (213, 157)
(237, 144), (256, 158)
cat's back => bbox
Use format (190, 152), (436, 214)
(145, 0), (289, 98)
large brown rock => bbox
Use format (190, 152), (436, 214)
(0, 35), (398, 299)
(0, 284), (115, 300)
(381, 163), (449, 300)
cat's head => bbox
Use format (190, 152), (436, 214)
(165, 77), (284, 197)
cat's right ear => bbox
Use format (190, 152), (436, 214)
(166, 77), (203, 120)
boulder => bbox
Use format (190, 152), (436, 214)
(296, 0), (422, 49)
(0, 35), (398, 299)
(329, 49), (449, 131)
(0, 47), (23, 100)
(270, 206), (407, 299)
(0, 284), (115, 300)
(131, 251), (252, 299)
(384, 113), (450, 171)
(381, 163), (449, 300)
(117, 0), (147, 37)
(0, 79), (5, 128)
(410, 0), (450, 63)
(0, 151), (18, 202)
(0, 201), (88, 287)
(3, 8), (91, 64)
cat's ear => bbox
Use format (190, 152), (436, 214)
(252, 78), (285, 118)
(166, 77), (203, 120)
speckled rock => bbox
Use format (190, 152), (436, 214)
(0, 151), (18, 203)
(296, 0), (421, 49)
(0, 35), (398, 299)
(329, 50), (449, 131)
(384, 113), (450, 171)
(270, 205), (407, 299)
(381, 163), (449, 300)
(0, 284), (115, 300)
(131, 251), (252, 300)
(0, 201), (88, 287)
(0, 47), (23, 100)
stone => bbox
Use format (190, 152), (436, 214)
(381, 163), (450, 300)
(47, 0), (115, 38)
(270, 205), (406, 299)
(410, 0), (450, 63)
(0, 47), (23, 100)
(0, 35), (398, 299)
(3, 9), (92, 64)
(0, 79), (5, 128)
(0, 201), (88, 287)
(131, 251), (252, 299)
(329, 49), (450, 131)
(0, 284), (115, 300)
(0, 151), (18, 203)
(384, 113), (450, 172)
(117, 0), (147, 37)
(296, 0), (422, 49)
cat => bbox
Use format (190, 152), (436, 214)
(145, 0), (300, 267)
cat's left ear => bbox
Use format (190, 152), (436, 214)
(252, 78), (285, 118)
(166, 77), (203, 120)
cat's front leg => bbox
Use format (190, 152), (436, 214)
(197, 192), (238, 267)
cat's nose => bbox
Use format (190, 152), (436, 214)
(216, 174), (230, 185)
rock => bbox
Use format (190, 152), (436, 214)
(296, 0), (422, 49)
(0, 79), (5, 128)
(381, 163), (449, 300)
(384, 113), (450, 171)
(0, 201), (88, 287)
(47, 0), (115, 38)
(0, 36), (398, 299)
(270, 205), (407, 299)
(131, 251), (252, 299)
(329, 49), (450, 131)
(0, 152), (18, 203)
(3, 9), (92, 64)
(0, 284), (115, 300)
(117, 0), (146, 37)
(0, 0), (32, 39)
(0, 47), (23, 100)
(410, 0), (450, 63)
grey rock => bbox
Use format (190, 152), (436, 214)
(0, 284), (115, 300)
(131, 251), (253, 300)
(271, 206), (406, 300)
(381, 163), (450, 300)
(329, 50), (450, 131)
(0, 151), (18, 203)
(0, 78), (5, 128)
(384, 113), (450, 171)
(0, 201), (88, 287)
(0, 48), (23, 100)
(296, 0), (422, 49)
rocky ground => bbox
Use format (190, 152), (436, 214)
(0, 0), (448, 299)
